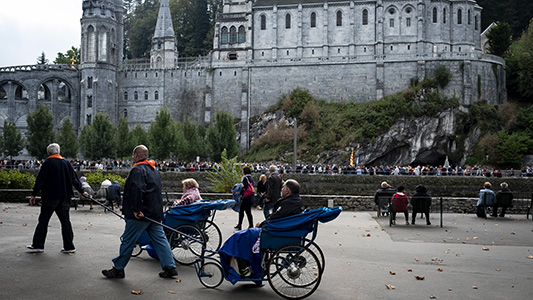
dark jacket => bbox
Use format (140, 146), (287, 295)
(266, 172), (282, 202)
(411, 191), (432, 213)
(374, 187), (395, 206)
(122, 159), (164, 221)
(32, 157), (83, 200)
(496, 189), (513, 207)
(267, 193), (304, 222)
(257, 179), (267, 194)
(107, 183), (121, 201)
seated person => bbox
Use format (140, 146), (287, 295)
(476, 182), (497, 218)
(80, 176), (95, 210)
(172, 178), (202, 207)
(219, 179), (304, 282)
(374, 181), (395, 216)
(107, 181), (122, 210)
(492, 182), (513, 217)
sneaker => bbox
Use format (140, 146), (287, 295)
(159, 267), (178, 278)
(26, 245), (44, 253)
(61, 248), (76, 254)
(102, 267), (125, 279)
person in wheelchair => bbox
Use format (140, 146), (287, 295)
(219, 179), (304, 281)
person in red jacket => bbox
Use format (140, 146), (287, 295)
(391, 186), (409, 225)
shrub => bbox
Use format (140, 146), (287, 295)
(435, 64), (452, 88)
(0, 169), (36, 189)
(83, 171), (125, 189)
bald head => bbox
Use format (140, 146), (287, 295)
(133, 145), (148, 162)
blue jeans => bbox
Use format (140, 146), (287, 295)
(112, 218), (175, 271)
(263, 201), (274, 219)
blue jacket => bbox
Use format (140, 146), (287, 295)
(477, 189), (497, 206)
(32, 157), (83, 200)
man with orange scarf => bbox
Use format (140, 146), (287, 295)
(27, 143), (87, 253)
(102, 145), (177, 279)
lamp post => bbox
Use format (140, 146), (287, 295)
(293, 118), (297, 172)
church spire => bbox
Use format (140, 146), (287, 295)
(151, 0), (178, 69)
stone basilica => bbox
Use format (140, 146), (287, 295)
(0, 0), (506, 151)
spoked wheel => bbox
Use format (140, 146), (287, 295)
(131, 242), (143, 257)
(203, 220), (222, 255)
(198, 262), (224, 288)
(303, 238), (325, 274)
(267, 244), (322, 299)
(168, 224), (205, 265)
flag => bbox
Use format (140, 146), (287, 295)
(350, 150), (354, 166)
(356, 152), (360, 167)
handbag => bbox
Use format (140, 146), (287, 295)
(242, 177), (255, 198)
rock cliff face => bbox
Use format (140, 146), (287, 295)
(249, 107), (480, 167)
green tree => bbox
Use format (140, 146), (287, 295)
(2, 121), (25, 159)
(54, 46), (81, 64)
(26, 104), (55, 159)
(130, 124), (150, 149)
(126, 0), (158, 58)
(180, 117), (207, 161)
(509, 18), (533, 99)
(148, 109), (177, 160)
(116, 117), (135, 158)
(486, 22), (512, 57)
(36, 51), (48, 64)
(79, 113), (116, 160)
(206, 149), (242, 192)
(207, 110), (239, 161)
(57, 118), (78, 158)
(496, 131), (530, 168)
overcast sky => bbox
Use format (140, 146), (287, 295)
(0, 0), (82, 66)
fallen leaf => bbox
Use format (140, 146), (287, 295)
(22, 224), (27, 226)
(407, 269), (413, 272)
(456, 254), (460, 257)
(389, 271), (396, 275)
(472, 286), (478, 289)
(431, 257), (438, 261)
(415, 275), (425, 280)
(339, 243), (342, 246)
(430, 296), (437, 299)
(494, 224), (499, 227)
(443, 240), (447, 243)
(414, 258), (420, 262)
(366, 233), (371, 237)
(386, 284), (395, 290)
(437, 268), (443, 272)
(511, 232), (516, 235)
(131, 290), (142, 295)
(448, 288), (453, 291)
(482, 247), (489, 251)
(335, 232), (338, 234)
(473, 237), (479, 239)
(168, 291), (176, 294)
(496, 269), (501, 271)
(176, 279), (181, 283)
(526, 255), (533, 259)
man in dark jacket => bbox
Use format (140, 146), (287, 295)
(257, 179), (304, 227)
(410, 185), (432, 225)
(492, 182), (513, 217)
(27, 143), (88, 253)
(264, 165), (282, 219)
(102, 145), (177, 279)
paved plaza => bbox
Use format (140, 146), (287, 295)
(1, 202), (532, 300)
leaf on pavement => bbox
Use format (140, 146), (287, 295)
(407, 269), (413, 272)
(131, 290), (142, 295)
(472, 286), (478, 289)
(430, 296), (437, 299)
(389, 271), (396, 275)
(415, 275), (425, 280)
(437, 267), (443, 272)
(168, 291), (176, 294)
(482, 247), (489, 251)
(527, 255), (533, 259)
(386, 284), (395, 290)
(176, 279), (181, 283)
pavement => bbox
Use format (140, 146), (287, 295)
(1, 203), (532, 300)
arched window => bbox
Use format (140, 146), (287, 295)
(458, 9), (462, 25)
(238, 26), (246, 43)
(229, 26), (237, 43)
(98, 27), (107, 61)
(362, 9), (368, 25)
(468, 9), (471, 25)
(134, 91), (138, 100)
(310, 12), (316, 28)
(87, 26), (96, 61)
(124, 91), (128, 101)
(443, 8), (447, 24)
(144, 91), (148, 100)
(285, 14), (291, 29)
(154, 91), (159, 100)
(336, 11), (342, 26)
(260, 14), (266, 30)
(475, 15), (479, 30)
(221, 27), (228, 44)
(87, 95), (93, 108)
(87, 77), (93, 89)
(123, 109), (127, 117)
(432, 7), (437, 23)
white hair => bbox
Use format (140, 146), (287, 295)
(47, 143), (60, 155)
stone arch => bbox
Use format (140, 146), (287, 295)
(37, 77), (75, 102)
(0, 80), (29, 100)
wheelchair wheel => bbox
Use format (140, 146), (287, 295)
(198, 262), (224, 288)
(203, 220), (222, 254)
(168, 224), (206, 265)
(303, 238), (325, 274)
(131, 242), (143, 257)
(267, 244), (322, 299)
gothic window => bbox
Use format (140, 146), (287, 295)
(406, 18), (411, 27)
(336, 11), (342, 26)
(87, 95), (93, 108)
(362, 9), (368, 25)
(15, 84), (28, 100)
(144, 91), (148, 100)
(458, 9), (462, 25)
(311, 12), (316, 28)
(229, 26), (237, 43)
(286, 14), (291, 29)
(87, 26), (96, 62)
(98, 27), (107, 61)
(260, 14), (266, 30)
(124, 91), (128, 101)
(123, 109), (127, 117)
(134, 91), (138, 100)
(390, 19), (394, 28)
(432, 8), (437, 23)
(475, 15), (479, 30)
(443, 8), (447, 24)
(87, 114), (92, 125)
(87, 77), (93, 89)
(221, 27), (228, 44)
(238, 26), (246, 43)
(468, 9), (471, 25)
(155, 91), (159, 100)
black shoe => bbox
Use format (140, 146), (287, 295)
(234, 225), (241, 230)
(427, 221), (431, 225)
(102, 267), (125, 278)
(159, 267), (178, 278)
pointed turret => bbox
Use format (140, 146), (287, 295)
(151, 0), (178, 69)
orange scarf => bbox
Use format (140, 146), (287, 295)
(134, 159), (156, 169)
(48, 154), (64, 160)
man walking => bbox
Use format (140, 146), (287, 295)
(102, 145), (177, 279)
(264, 165), (282, 219)
(27, 143), (88, 253)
